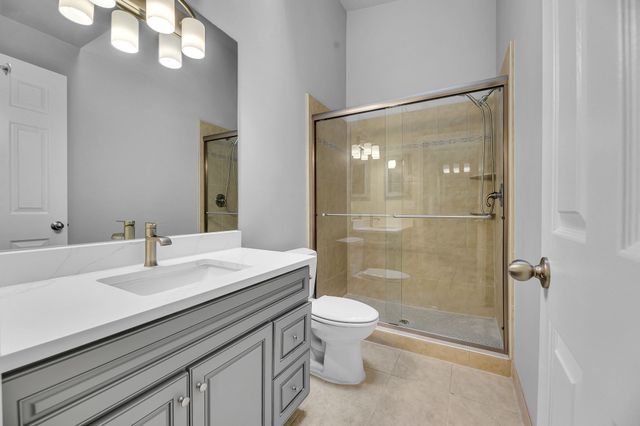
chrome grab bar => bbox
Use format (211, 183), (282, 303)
(319, 213), (494, 220)
(393, 213), (494, 220)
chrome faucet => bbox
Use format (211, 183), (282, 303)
(144, 222), (172, 267)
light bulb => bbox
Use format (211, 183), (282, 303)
(181, 18), (205, 59)
(147, 0), (175, 34)
(59, 0), (94, 26)
(159, 33), (182, 69)
(111, 10), (139, 53)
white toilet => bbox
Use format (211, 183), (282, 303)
(288, 248), (379, 385)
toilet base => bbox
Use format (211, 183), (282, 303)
(310, 340), (366, 385)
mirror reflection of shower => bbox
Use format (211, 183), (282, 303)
(204, 131), (238, 232)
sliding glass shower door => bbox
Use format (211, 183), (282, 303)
(314, 81), (506, 351)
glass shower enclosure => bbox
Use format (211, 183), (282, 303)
(204, 131), (238, 232)
(313, 77), (507, 351)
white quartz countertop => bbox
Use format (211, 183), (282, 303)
(0, 248), (313, 373)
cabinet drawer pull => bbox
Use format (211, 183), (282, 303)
(178, 396), (190, 407)
(196, 382), (208, 393)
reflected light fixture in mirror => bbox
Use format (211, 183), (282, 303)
(111, 10), (139, 53)
(147, 0), (176, 34)
(182, 17), (205, 59)
(58, 0), (94, 26)
(89, 0), (116, 8)
(159, 33), (183, 69)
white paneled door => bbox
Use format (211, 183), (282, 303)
(0, 53), (67, 250)
(536, 0), (639, 424)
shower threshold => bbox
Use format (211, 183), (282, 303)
(346, 293), (504, 350)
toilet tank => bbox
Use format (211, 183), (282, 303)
(287, 248), (316, 298)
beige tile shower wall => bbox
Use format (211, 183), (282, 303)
(315, 118), (349, 297)
(346, 98), (502, 319)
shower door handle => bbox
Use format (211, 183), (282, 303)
(508, 257), (551, 289)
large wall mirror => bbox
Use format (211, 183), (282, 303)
(0, 0), (238, 250)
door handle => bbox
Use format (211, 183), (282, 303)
(508, 257), (551, 289)
(50, 221), (65, 232)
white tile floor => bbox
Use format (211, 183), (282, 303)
(286, 341), (523, 426)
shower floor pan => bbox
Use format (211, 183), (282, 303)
(346, 293), (504, 350)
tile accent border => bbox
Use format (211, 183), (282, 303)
(367, 327), (511, 377)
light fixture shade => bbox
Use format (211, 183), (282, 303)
(351, 145), (361, 159)
(111, 10), (139, 53)
(181, 18), (205, 59)
(388, 160), (397, 169)
(363, 143), (372, 156)
(89, 0), (116, 8)
(59, 0), (94, 26)
(146, 0), (176, 34)
(371, 145), (380, 160)
(159, 33), (182, 69)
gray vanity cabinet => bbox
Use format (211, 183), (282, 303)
(190, 324), (273, 426)
(1, 267), (310, 426)
(93, 374), (190, 426)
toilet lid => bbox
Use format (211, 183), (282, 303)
(312, 296), (379, 324)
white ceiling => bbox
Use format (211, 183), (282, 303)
(340, 0), (400, 11)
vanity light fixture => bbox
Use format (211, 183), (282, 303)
(351, 142), (380, 161)
(111, 10), (139, 53)
(463, 163), (471, 173)
(453, 163), (460, 174)
(58, 0), (94, 26)
(89, 0), (116, 8)
(159, 33), (183, 69)
(443, 164), (450, 174)
(388, 160), (397, 169)
(181, 17), (205, 59)
(61, 0), (206, 69)
(146, 0), (176, 34)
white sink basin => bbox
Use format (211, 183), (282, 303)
(98, 259), (250, 296)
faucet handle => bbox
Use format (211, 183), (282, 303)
(145, 222), (157, 237)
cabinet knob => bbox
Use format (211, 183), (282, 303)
(291, 385), (298, 392)
(292, 334), (298, 341)
(196, 382), (208, 393)
(178, 396), (190, 407)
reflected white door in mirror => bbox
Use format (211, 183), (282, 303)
(0, 53), (67, 250)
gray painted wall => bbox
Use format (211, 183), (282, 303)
(345, 0), (497, 107)
(496, 0), (543, 422)
(190, 0), (347, 251)
(0, 14), (237, 244)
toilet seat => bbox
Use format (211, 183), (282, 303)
(312, 296), (379, 326)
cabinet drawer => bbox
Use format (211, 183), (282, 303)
(272, 352), (310, 426)
(273, 302), (311, 376)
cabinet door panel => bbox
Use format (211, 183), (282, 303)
(93, 374), (189, 426)
(191, 324), (273, 426)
